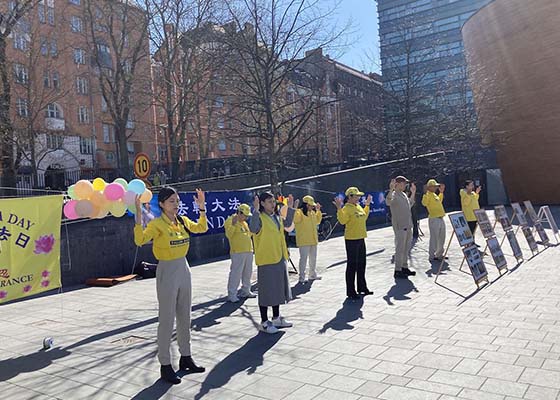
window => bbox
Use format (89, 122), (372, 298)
(70, 16), (82, 32)
(106, 152), (115, 163)
(218, 139), (226, 151)
(50, 39), (58, 57)
(52, 71), (60, 89)
(43, 70), (50, 88)
(16, 98), (28, 117)
(69, 0), (81, 5)
(14, 64), (28, 84)
(101, 96), (108, 112)
(38, 4), (46, 23)
(215, 96), (224, 108)
(80, 137), (93, 154)
(126, 142), (134, 153)
(96, 43), (110, 54)
(102, 124), (113, 143)
(47, 4), (54, 25)
(46, 103), (62, 119)
(13, 32), (29, 51)
(126, 117), (134, 129)
(123, 60), (131, 74)
(76, 77), (88, 94)
(217, 117), (225, 129)
(47, 134), (64, 149)
(40, 38), (48, 56)
(74, 48), (86, 64)
(230, 142), (236, 151)
(78, 106), (89, 124)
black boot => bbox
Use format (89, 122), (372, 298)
(402, 268), (416, 276)
(180, 356), (206, 373)
(160, 365), (181, 384)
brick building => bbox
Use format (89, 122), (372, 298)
(2, 0), (155, 190)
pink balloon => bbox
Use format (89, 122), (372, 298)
(64, 200), (78, 220)
(123, 190), (137, 205)
(104, 183), (125, 201)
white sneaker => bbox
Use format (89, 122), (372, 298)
(260, 320), (279, 334)
(239, 291), (257, 298)
(272, 316), (293, 328)
(309, 275), (322, 281)
(228, 295), (240, 303)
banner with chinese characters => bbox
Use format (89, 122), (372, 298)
(0, 195), (63, 304)
(149, 191), (254, 235)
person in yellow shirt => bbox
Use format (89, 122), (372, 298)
(294, 195), (322, 284)
(249, 191), (296, 334)
(460, 180), (482, 241)
(334, 187), (373, 299)
(224, 204), (256, 302)
(134, 187), (208, 384)
(422, 179), (447, 262)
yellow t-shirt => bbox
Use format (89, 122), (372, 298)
(134, 213), (208, 260)
(460, 189), (480, 222)
(294, 209), (322, 247)
(252, 213), (289, 266)
(224, 215), (253, 254)
(337, 203), (370, 240)
(422, 192), (446, 218)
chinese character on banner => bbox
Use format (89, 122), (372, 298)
(211, 198), (225, 212)
(178, 200), (189, 216)
(0, 195), (63, 303)
(228, 197), (241, 210)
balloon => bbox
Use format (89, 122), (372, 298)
(95, 209), (109, 219)
(123, 190), (137, 205)
(140, 189), (153, 203)
(127, 205), (137, 215)
(110, 201), (127, 217)
(104, 183), (125, 201)
(92, 177), (106, 191)
(67, 185), (78, 200)
(74, 180), (94, 200)
(75, 200), (94, 218)
(63, 200), (78, 219)
(128, 179), (146, 195)
(90, 191), (107, 208)
(113, 178), (128, 190)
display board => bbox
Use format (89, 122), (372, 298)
(474, 209), (495, 238)
(487, 237), (508, 270)
(494, 205), (512, 231)
(449, 212), (474, 247)
(462, 244), (489, 283)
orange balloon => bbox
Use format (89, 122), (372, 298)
(90, 191), (107, 208)
(74, 180), (94, 200)
(140, 189), (153, 203)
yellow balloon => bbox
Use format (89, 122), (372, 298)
(74, 180), (94, 200)
(95, 209), (109, 219)
(140, 189), (153, 203)
(92, 177), (107, 191)
(110, 201), (127, 218)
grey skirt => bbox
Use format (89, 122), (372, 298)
(257, 259), (292, 306)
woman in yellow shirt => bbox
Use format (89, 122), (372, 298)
(460, 180), (482, 240)
(249, 191), (295, 334)
(134, 187), (208, 384)
(334, 187), (373, 299)
(294, 195), (322, 283)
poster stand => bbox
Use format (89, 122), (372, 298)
(473, 209), (509, 275)
(538, 205), (560, 244)
(524, 201), (551, 246)
(434, 212), (489, 290)
(494, 205), (524, 263)
(511, 202), (540, 257)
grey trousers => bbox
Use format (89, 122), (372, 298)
(156, 258), (192, 365)
(428, 217), (446, 259)
(228, 252), (253, 297)
(298, 245), (318, 280)
(393, 227), (413, 271)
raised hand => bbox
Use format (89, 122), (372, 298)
(440, 183), (446, 192)
(294, 199), (300, 209)
(410, 183), (417, 194)
(316, 202), (321, 212)
(253, 195), (260, 212)
(333, 196), (343, 209)
(194, 188), (205, 210)
(134, 195), (142, 224)
(389, 179), (396, 190)
(365, 194), (373, 206)
(476, 186), (482, 194)
(287, 194), (294, 208)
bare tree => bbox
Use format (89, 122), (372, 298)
(83, 0), (151, 179)
(0, 0), (41, 192)
(220, 0), (348, 192)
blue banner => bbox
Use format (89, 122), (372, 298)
(334, 192), (387, 217)
(148, 190), (254, 235)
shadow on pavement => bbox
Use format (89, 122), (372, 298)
(0, 347), (70, 382)
(193, 331), (285, 400)
(326, 248), (386, 269)
(191, 297), (248, 332)
(291, 280), (314, 299)
(318, 297), (364, 333)
(383, 278), (418, 305)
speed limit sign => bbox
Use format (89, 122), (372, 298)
(133, 152), (151, 179)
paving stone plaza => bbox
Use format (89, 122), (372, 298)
(2, 218), (560, 400)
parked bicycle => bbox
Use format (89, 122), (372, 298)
(318, 214), (337, 241)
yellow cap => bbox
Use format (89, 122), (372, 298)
(426, 179), (440, 187)
(237, 203), (252, 216)
(302, 195), (316, 206)
(345, 187), (364, 197)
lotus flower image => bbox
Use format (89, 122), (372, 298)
(41, 280), (50, 288)
(41, 270), (50, 278)
(23, 285), (32, 293)
(0, 291), (7, 299)
(34, 234), (55, 255)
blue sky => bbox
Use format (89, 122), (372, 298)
(331, 0), (381, 73)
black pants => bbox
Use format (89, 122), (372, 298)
(411, 203), (419, 238)
(345, 239), (368, 296)
(468, 221), (478, 235)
